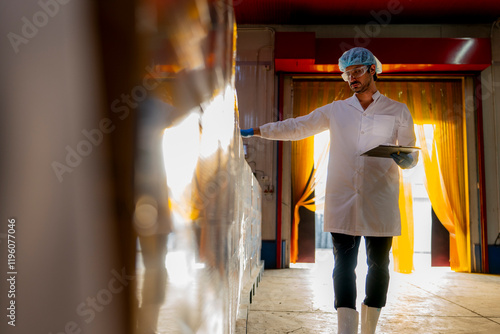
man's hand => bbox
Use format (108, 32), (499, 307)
(240, 128), (254, 138)
(391, 152), (413, 169)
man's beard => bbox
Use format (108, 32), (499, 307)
(350, 76), (372, 93)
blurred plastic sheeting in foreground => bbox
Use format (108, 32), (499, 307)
(0, 0), (261, 333)
(0, 1), (130, 334)
(133, 1), (262, 333)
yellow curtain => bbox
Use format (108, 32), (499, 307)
(413, 81), (469, 272)
(290, 81), (347, 263)
(378, 80), (470, 272)
(392, 173), (414, 273)
(291, 143), (329, 263)
(377, 81), (415, 273)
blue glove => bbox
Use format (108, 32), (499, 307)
(391, 152), (413, 169)
(240, 128), (254, 138)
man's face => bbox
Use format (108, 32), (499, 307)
(345, 64), (375, 93)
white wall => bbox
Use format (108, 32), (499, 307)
(481, 21), (500, 244)
(236, 28), (277, 240)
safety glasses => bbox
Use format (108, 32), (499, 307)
(341, 66), (369, 81)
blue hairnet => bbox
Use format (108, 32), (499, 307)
(338, 47), (382, 74)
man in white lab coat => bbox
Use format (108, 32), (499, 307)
(241, 47), (418, 334)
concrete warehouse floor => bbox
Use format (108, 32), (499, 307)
(237, 249), (500, 334)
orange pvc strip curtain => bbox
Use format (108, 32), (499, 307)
(392, 171), (415, 273)
(291, 81), (348, 263)
(379, 80), (470, 272)
(291, 79), (470, 273)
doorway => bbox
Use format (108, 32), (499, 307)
(290, 77), (472, 272)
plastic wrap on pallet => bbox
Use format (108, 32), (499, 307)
(133, 1), (261, 333)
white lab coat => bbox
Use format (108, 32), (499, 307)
(260, 91), (418, 236)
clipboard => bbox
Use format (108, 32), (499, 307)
(360, 145), (420, 158)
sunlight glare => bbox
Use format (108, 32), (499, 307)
(165, 250), (195, 287)
(162, 112), (200, 202)
(200, 86), (235, 157)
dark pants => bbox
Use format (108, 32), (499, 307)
(331, 233), (393, 310)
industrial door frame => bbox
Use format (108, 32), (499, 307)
(277, 73), (486, 272)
